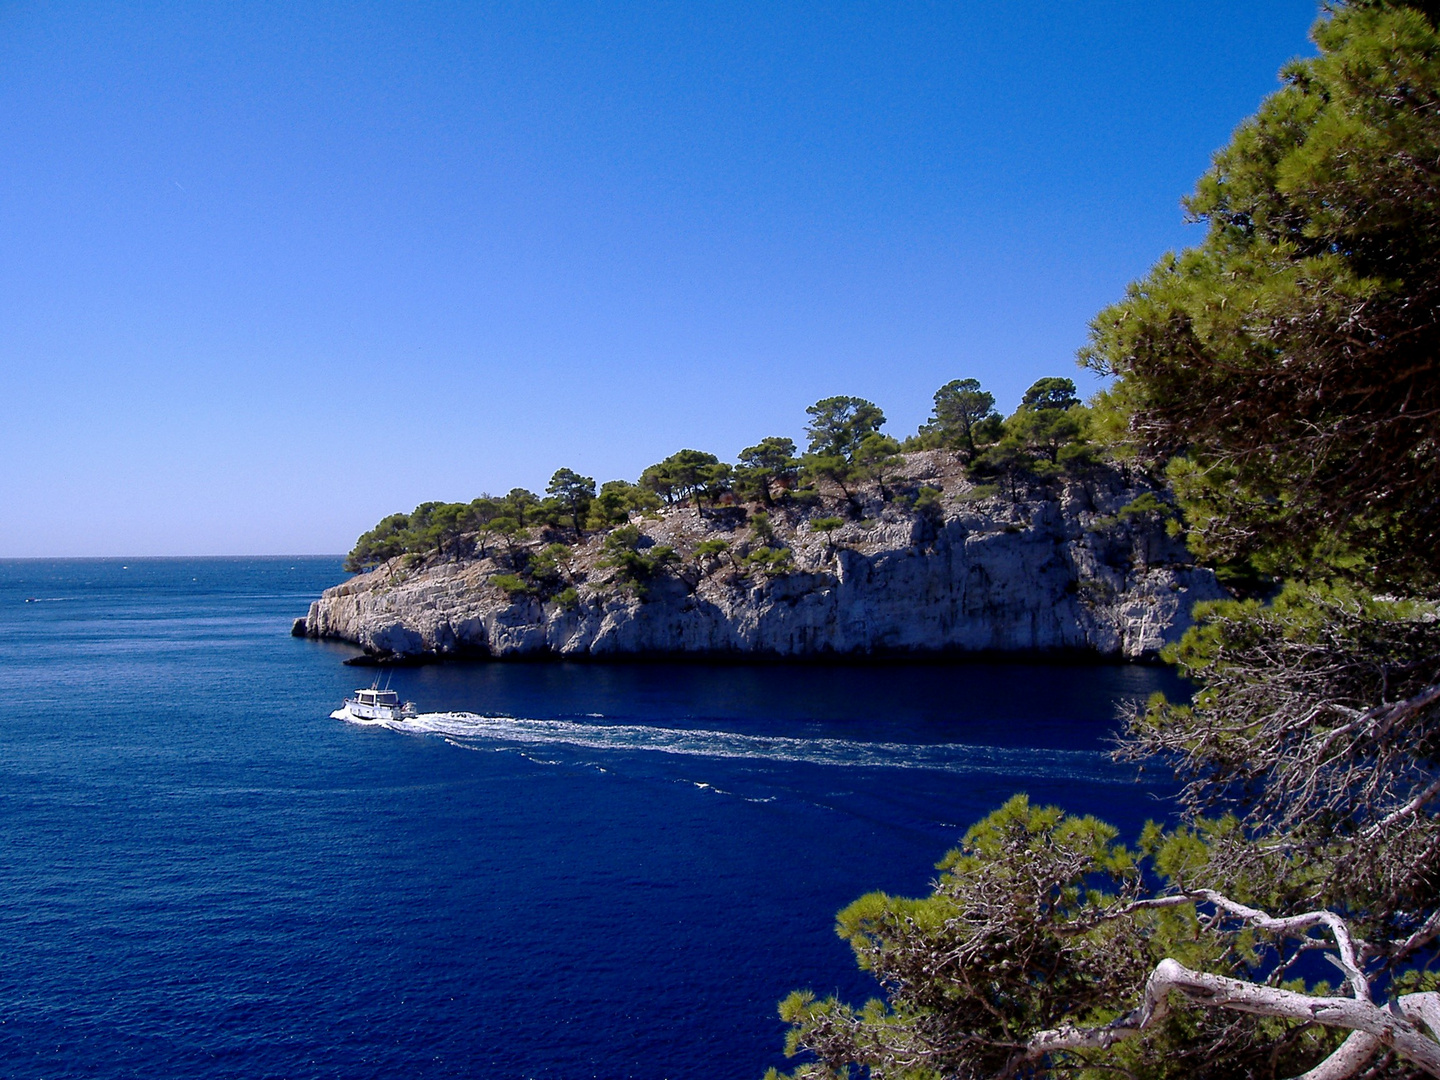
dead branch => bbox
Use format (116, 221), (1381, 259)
(1014, 894), (1440, 1079)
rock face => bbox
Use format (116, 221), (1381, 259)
(302, 456), (1228, 662)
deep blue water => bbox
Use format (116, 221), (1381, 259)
(0, 558), (1185, 1079)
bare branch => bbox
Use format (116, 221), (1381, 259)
(1369, 774), (1440, 838)
(1291, 1030), (1381, 1080)
(1401, 993), (1440, 1043)
(1390, 909), (1440, 963)
(1185, 890), (1368, 1001)
(1021, 961), (1440, 1078)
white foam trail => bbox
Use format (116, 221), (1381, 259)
(336, 709), (1127, 782)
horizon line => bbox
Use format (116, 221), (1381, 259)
(0, 553), (347, 562)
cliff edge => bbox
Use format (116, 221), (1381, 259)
(300, 454), (1226, 662)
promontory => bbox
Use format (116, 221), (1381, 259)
(297, 449), (1225, 664)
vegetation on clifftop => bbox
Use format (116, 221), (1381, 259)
(343, 374), (1110, 576)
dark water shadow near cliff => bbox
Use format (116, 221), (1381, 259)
(380, 658), (1189, 754)
(348, 658), (1190, 852)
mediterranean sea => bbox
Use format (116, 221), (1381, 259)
(0, 557), (1185, 1079)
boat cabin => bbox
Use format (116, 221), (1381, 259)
(354, 688), (401, 707)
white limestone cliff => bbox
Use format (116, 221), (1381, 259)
(301, 456), (1228, 662)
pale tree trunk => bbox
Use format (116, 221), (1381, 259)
(1013, 892), (1440, 1080)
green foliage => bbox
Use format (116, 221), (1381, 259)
(775, 7), (1440, 1079)
(587, 479), (662, 528)
(485, 514), (529, 558)
(602, 524), (643, 550)
(693, 538), (734, 574)
(1088, 492), (1178, 533)
(776, 796), (1303, 1080)
(341, 374), (1093, 578)
(776, 792), (1358, 1080)
(802, 428), (906, 505)
(804, 396), (886, 461)
(969, 393), (1097, 496)
(809, 516), (843, 534)
(344, 499), (497, 571)
(527, 543), (572, 590)
(345, 512), (413, 572)
(485, 541), (574, 602)
(640, 450), (729, 506)
(1084, 384), (1145, 462)
(408, 501), (473, 555)
(1117, 493), (1172, 521)
(501, 488), (541, 525)
(798, 453), (857, 504)
(911, 486), (943, 524)
(787, 486), (822, 509)
(546, 468), (596, 533)
(552, 586), (580, 610)
(742, 545), (793, 576)
(1007, 405), (1087, 464)
(489, 573), (533, 598)
(919, 377), (998, 457)
(956, 483), (998, 502)
(969, 437), (1031, 500)
(1080, 1), (1440, 587)
(599, 525), (679, 598)
(853, 433), (902, 497)
(1020, 376), (1081, 412)
(972, 412), (1004, 445)
(736, 437), (800, 506)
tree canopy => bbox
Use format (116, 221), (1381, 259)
(1080, 0), (1440, 588)
(545, 468), (596, 533)
(926, 378), (998, 456)
(737, 437), (801, 505)
(1019, 376), (1081, 413)
(640, 449), (729, 506)
(804, 396), (887, 461)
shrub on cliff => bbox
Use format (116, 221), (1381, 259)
(344, 501), (483, 571)
(345, 512), (412, 572)
(968, 378), (1098, 497)
(343, 377), (1105, 570)
(598, 525), (678, 599)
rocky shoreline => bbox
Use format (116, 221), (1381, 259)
(297, 454), (1227, 664)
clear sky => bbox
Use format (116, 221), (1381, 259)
(1, 1), (1321, 557)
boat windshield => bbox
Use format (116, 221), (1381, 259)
(355, 690), (401, 704)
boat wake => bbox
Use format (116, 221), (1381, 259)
(334, 709), (1130, 782)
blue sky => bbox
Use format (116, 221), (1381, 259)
(1, 1), (1320, 557)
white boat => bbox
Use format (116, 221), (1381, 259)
(340, 682), (418, 722)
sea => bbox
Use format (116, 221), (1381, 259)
(0, 557), (1185, 1079)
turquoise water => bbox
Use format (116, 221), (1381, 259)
(0, 558), (1182, 1078)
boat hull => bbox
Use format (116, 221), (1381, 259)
(337, 700), (417, 722)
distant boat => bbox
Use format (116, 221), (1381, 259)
(337, 680), (418, 722)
